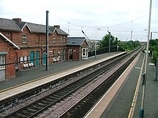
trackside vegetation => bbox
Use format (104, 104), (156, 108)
(99, 34), (141, 51)
(149, 39), (158, 64)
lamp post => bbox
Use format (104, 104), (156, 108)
(131, 21), (133, 40)
(107, 30), (111, 53)
(95, 28), (100, 59)
(46, 10), (49, 71)
(139, 0), (152, 118)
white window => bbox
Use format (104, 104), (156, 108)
(82, 48), (88, 57)
(0, 55), (5, 69)
(83, 49), (86, 56)
(53, 37), (56, 43)
(22, 34), (27, 43)
(20, 57), (23, 63)
(28, 56), (30, 62)
(24, 56), (27, 62)
(60, 36), (63, 43)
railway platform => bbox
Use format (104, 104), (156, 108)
(85, 52), (158, 118)
(0, 52), (122, 91)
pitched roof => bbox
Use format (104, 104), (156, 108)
(56, 28), (68, 35)
(18, 22), (53, 34)
(0, 18), (21, 32)
(0, 32), (20, 49)
(17, 22), (27, 29)
(67, 37), (86, 46)
(0, 18), (68, 35)
(27, 22), (50, 33)
(49, 26), (68, 35)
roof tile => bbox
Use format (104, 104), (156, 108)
(0, 18), (21, 31)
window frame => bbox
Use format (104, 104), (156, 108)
(22, 34), (27, 43)
(60, 36), (63, 43)
(53, 37), (56, 44)
(0, 55), (5, 69)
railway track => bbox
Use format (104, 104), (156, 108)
(60, 52), (135, 118)
(1, 48), (142, 118)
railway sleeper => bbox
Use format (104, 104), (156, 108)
(16, 113), (28, 118)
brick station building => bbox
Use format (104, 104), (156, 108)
(0, 17), (91, 81)
(0, 17), (68, 80)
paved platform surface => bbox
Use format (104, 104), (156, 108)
(0, 52), (120, 91)
(100, 53), (158, 118)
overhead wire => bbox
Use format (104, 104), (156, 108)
(51, 9), (158, 29)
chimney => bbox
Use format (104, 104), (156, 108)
(54, 25), (60, 29)
(12, 18), (22, 23)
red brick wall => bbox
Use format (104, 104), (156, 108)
(67, 47), (80, 61)
(73, 47), (80, 61)
(0, 36), (16, 79)
(0, 18), (70, 80)
(5, 49), (16, 79)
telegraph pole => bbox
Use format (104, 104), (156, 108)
(139, 0), (152, 118)
(131, 21), (133, 40)
(46, 10), (49, 71)
(95, 28), (100, 59)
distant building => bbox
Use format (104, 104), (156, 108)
(67, 37), (89, 60)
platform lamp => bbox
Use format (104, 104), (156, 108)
(107, 30), (111, 53)
(139, 0), (152, 118)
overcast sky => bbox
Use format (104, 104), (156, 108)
(0, 0), (158, 41)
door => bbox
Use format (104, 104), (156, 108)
(30, 51), (35, 64)
(0, 55), (5, 81)
(68, 49), (73, 60)
(62, 49), (65, 61)
(36, 51), (40, 66)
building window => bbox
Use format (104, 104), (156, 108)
(0, 55), (5, 69)
(53, 37), (56, 43)
(7, 32), (10, 36)
(58, 49), (60, 56)
(60, 36), (63, 43)
(20, 56), (29, 63)
(53, 49), (56, 56)
(22, 34), (27, 43)
(20, 56), (24, 63)
(83, 49), (86, 56)
(24, 56), (27, 62)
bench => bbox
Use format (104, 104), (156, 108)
(23, 63), (29, 69)
(28, 63), (34, 68)
(53, 57), (57, 63)
(56, 56), (60, 62)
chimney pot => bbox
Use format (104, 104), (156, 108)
(54, 25), (60, 29)
(12, 18), (22, 23)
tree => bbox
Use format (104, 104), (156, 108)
(99, 33), (141, 52)
(118, 40), (140, 51)
(99, 34), (118, 49)
(149, 39), (158, 64)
